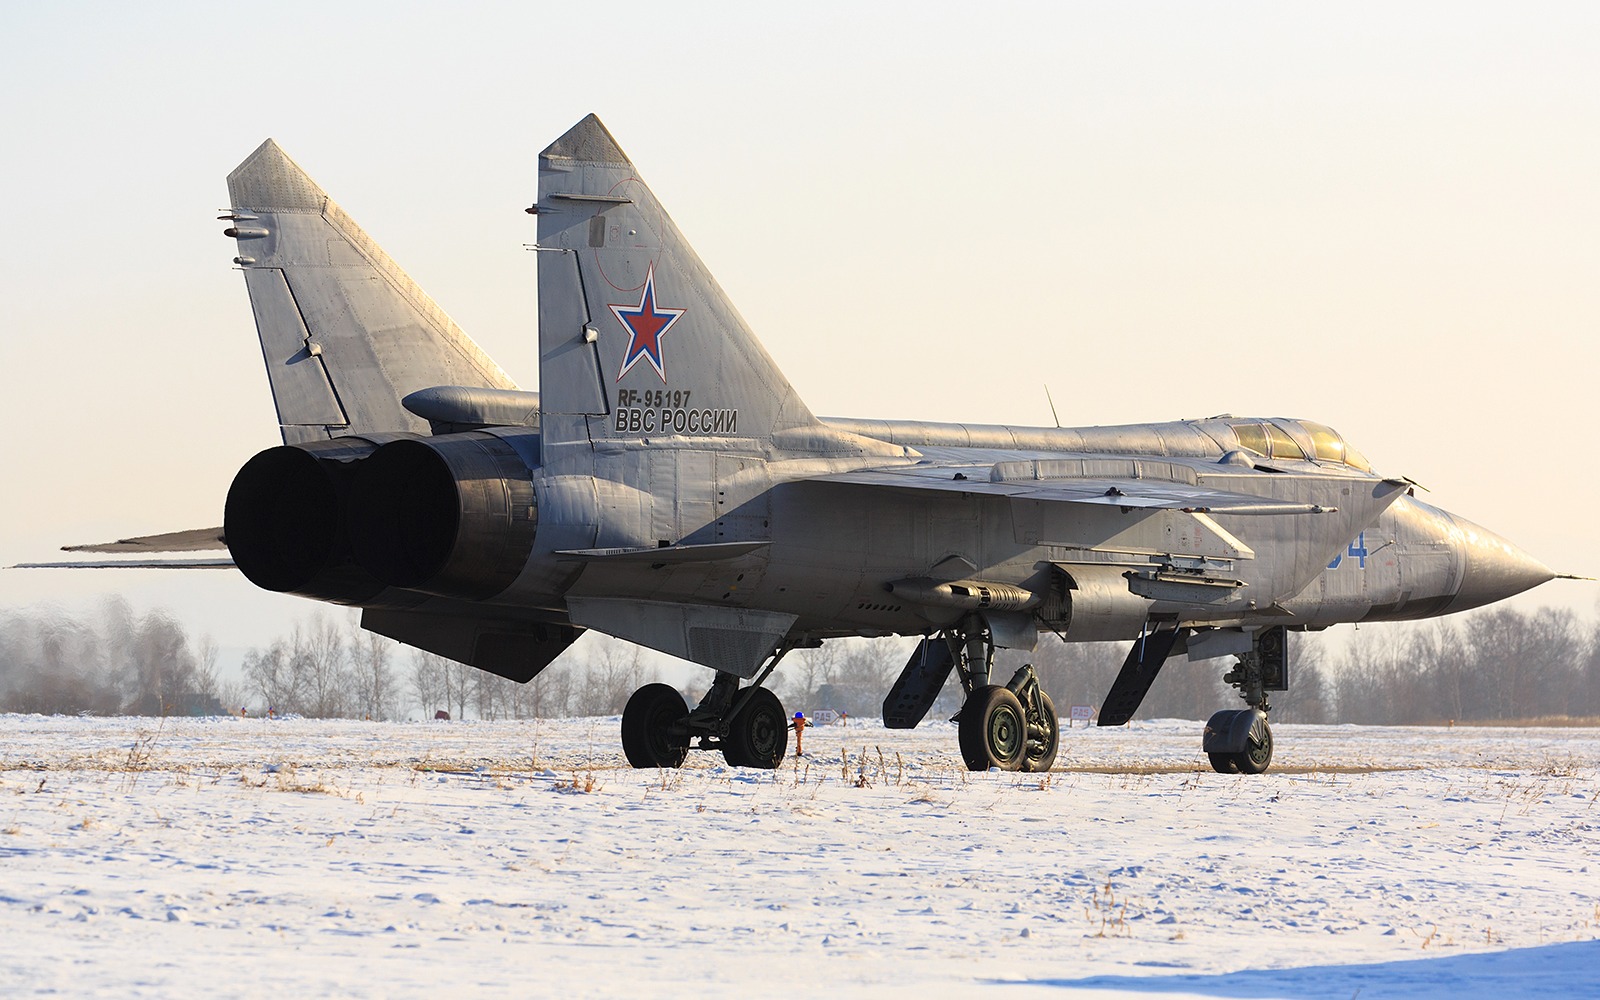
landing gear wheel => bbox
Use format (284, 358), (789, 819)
(1021, 692), (1059, 773)
(1203, 712), (1273, 775)
(621, 683), (689, 769)
(1235, 720), (1273, 775)
(723, 687), (788, 769)
(1207, 752), (1240, 775)
(958, 685), (1027, 772)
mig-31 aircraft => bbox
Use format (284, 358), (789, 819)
(41, 115), (1569, 774)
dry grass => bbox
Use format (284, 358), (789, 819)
(237, 763), (343, 795)
(1442, 716), (1600, 729)
(1084, 879), (1138, 938)
(552, 770), (600, 794)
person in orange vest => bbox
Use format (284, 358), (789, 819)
(792, 711), (808, 756)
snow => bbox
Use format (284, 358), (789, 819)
(1, 715), (1595, 998)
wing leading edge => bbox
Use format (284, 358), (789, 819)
(10, 527), (235, 570)
(814, 466), (1340, 516)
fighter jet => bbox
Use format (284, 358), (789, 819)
(40, 115), (1570, 774)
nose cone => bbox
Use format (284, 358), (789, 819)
(1445, 514), (1554, 614)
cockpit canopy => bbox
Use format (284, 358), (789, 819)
(1226, 419), (1373, 472)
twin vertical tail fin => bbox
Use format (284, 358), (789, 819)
(535, 115), (879, 474)
(229, 121), (887, 467)
(225, 140), (517, 445)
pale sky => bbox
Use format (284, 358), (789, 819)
(2, 2), (1596, 659)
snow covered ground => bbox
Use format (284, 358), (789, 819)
(1, 714), (1595, 998)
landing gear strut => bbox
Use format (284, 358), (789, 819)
(944, 619), (1060, 772)
(1203, 626), (1286, 775)
(620, 648), (793, 770)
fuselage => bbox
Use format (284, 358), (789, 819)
(517, 413), (1553, 646)
(224, 406), (1551, 655)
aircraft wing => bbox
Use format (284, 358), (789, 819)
(61, 527), (228, 553)
(810, 462), (1406, 595)
(813, 466), (1337, 516)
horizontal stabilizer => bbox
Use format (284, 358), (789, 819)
(13, 558), (235, 570)
(63, 527), (228, 553)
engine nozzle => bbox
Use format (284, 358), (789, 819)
(345, 434), (538, 600)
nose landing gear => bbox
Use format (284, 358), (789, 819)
(1203, 626), (1287, 775)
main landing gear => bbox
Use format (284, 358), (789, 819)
(957, 663), (1059, 773)
(621, 650), (792, 770)
(883, 619), (1061, 772)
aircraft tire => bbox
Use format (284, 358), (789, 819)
(958, 685), (1027, 772)
(1235, 721), (1273, 775)
(621, 683), (690, 769)
(723, 687), (787, 769)
(1207, 752), (1240, 774)
(1021, 691), (1059, 773)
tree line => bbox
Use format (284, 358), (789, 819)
(2, 601), (1597, 724)
(1002, 606), (1600, 725)
(0, 597), (225, 716)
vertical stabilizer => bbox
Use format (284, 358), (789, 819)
(535, 115), (828, 473)
(226, 140), (516, 444)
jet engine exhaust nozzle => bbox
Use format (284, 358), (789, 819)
(223, 442), (387, 603)
(345, 434), (538, 600)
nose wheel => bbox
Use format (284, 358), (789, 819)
(1203, 628), (1286, 775)
(1205, 710), (1272, 774)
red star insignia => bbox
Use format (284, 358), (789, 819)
(608, 264), (685, 382)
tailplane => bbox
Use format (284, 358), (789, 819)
(226, 140), (516, 444)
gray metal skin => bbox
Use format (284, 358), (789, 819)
(202, 115), (1556, 766)
(521, 116), (1550, 667)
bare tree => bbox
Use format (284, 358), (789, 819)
(293, 615), (350, 717)
(532, 656), (576, 718)
(244, 640), (298, 714)
(1, 608), (117, 714)
(774, 637), (911, 717)
(566, 640), (652, 716)
(347, 623), (398, 720)
(409, 650), (449, 718)
(439, 657), (474, 720)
